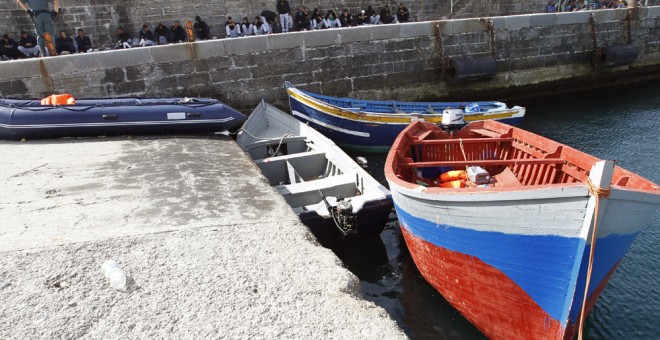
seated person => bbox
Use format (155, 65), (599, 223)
(547, 1), (558, 12)
(55, 31), (76, 55)
(18, 31), (40, 57)
(294, 6), (310, 31)
(225, 17), (242, 38)
(170, 21), (187, 43)
(154, 22), (169, 44)
(397, 3), (410, 23)
(323, 10), (341, 28)
(339, 9), (355, 27)
(194, 16), (210, 40)
(310, 11), (324, 30)
(240, 17), (253, 36)
(115, 27), (132, 49)
(1, 33), (22, 60)
(252, 16), (269, 35)
(268, 18), (282, 34)
(366, 5), (380, 24)
(75, 29), (93, 53)
(138, 25), (156, 47)
(380, 5), (396, 24)
(355, 10), (369, 26)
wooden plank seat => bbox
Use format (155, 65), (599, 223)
(470, 128), (504, 138)
(410, 137), (514, 145)
(397, 158), (565, 168)
(492, 167), (524, 187)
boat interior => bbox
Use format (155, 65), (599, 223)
(245, 137), (365, 212)
(393, 120), (657, 190)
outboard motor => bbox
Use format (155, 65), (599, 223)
(439, 108), (465, 132)
(334, 197), (357, 235)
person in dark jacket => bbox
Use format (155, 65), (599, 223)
(115, 27), (132, 49)
(366, 5), (380, 24)
(55, 30), (75, 55)
(380, 4), (396, 24)
(154, 22), (169, 44)
(138, 25), (155, 46)
(225, 17), (241, 38)
(276, 0), (291, 32)
(1, 33), (22, 60)
(397, 3), (410, 23)
(355, 10), (369, 25)
(293, 6), (310, 31)
(339, 9), (355, 27)
(170, 20), (186, 43)
(194, 16), (210, 40)
(75, 29), (92, 53)
(18, 31), (40, 57)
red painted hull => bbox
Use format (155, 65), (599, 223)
(401, 225), (565, 339)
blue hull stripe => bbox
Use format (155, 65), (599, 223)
(396, 203), (636, 324)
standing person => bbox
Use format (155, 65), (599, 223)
(54, 30), (75, 55)
(225, 17), (241, 38)
(18, 31), (41, 57)
(397, 3), (410, 23)
(16, 0), (60, 55)
(170, 21), (186, 43)
(276, 0), (291, 33)
(1, 34), (22, 60)
(138, 25), (155, 47)
(293, 6), (310, 31)
(194, 16), (210, 40)
(240, 17), (253, 36)
(75, 29), (92, 53)
(366, 5), (380, 24)
(154, 22), (169, 45)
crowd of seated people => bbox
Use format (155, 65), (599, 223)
(1, 3), (414, 60)
(547, 0), (633, 12)
(224, 2), (412, 37)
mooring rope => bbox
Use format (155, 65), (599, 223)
(577, 177), (611, 340)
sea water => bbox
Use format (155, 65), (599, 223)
(337, 81), (660, 339)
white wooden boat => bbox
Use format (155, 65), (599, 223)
(237, 101), (392, 240)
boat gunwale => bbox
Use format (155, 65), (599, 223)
(385, 120), (660, 195)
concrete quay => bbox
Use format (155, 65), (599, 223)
(0, 135), (405, 339)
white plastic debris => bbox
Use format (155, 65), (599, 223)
(101, 260), (126, 290)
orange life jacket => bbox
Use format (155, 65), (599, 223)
(439, 170), (468, 183)
(439, 180), (466, 188)
(41, 94), (76, 106)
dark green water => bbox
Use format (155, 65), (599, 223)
(337, 81), (660, 339)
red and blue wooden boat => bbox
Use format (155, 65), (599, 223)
(384, 119), (660, 339)
(0, 97), (246, 140)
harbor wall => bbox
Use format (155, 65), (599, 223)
(6, 1), (660, 48)
(0, 7), (659, 112)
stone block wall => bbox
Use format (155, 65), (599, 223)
(1, 7), (659, 112)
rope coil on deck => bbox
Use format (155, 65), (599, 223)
(577, 177), (611, 340)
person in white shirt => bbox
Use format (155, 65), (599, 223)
(225, 17), (242, 38)
(252, 16), (269, 35)
(322, 10), (341, 28)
